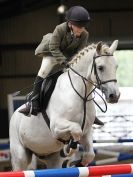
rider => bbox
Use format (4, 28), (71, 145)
(19, 6), (90, 116)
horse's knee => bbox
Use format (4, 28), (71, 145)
(51, 120), (82, 142)
(86, 151), (95, 160)
(70, 124), (82, 141)
(82, 151), (95, 166)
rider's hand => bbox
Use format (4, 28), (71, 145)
(61, 61), (69, 68)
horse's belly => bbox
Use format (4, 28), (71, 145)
(19, 115), (63, 155)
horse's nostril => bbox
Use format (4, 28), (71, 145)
(109, 94), (115, 99)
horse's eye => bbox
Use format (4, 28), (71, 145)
(98, 66), (104, 71)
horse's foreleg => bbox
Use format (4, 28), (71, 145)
(10, 142), (32, 171)
(27, 154), (37, 170)
(44, 152), (64, 168)
(79, 127), (95, 166)
(51, 119), (82, 142)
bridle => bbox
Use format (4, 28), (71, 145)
(68, 53), (117, 131)
(92, 54), (117, 88)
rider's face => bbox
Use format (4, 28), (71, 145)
(71, 24), (85, 37)
(68, 22), (85, 37)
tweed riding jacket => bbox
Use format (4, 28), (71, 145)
(35, 22), (89, 63)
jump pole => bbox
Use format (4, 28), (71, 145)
(90, 174), (133, 177)
(93, 139), (133, 143)
(1, 164), (133, 177)
(90, 154), (133, 166)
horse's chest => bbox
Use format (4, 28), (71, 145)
(20, 118), (63, 154)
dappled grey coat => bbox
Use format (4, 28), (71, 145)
(35, 22), (89, 63)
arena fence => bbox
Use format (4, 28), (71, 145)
(0, 139), (10, 163)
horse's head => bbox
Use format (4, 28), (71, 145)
(92, 40), (120, 103)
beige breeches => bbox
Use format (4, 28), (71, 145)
(38, 56), (57, 78)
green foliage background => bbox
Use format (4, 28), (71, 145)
(114, 50), (133, 87)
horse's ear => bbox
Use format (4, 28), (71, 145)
(96, 41), (102, 55)
(109, 40), (119, 53)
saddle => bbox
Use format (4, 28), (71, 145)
(39, 70), (63, 127)
(40, 70), (63, 111)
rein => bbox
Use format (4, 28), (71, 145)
(68, 53), (117, 131)
(68, 70), (96, 131)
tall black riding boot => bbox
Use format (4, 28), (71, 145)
(19, 76), (44, 116)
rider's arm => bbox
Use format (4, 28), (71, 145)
(35, 33), (52, 57)
(49, 24), (67, 63)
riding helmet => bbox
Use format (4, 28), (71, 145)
(65, 6), (90, 27)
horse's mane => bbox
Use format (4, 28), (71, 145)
(68, 42), (110, 66)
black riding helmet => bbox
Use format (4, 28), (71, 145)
(65, 6), (90, 27)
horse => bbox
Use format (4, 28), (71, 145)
(9, 40), (120, 170)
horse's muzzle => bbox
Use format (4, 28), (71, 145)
(106, 92), (120, 103)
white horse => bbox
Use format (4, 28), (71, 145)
(9, 40), (120, 170)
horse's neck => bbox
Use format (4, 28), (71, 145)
(68, 49), (95, 94)
(69, 49), (95, 80)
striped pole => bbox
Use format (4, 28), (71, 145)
(88, 164), (133, 176)
(91, 174), (133, 177)
(90, 154), (133, 166)
(93, 139), (133, 143)
(0, 164), (133, 177)
(94, 149), (127, 156)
